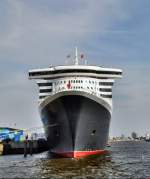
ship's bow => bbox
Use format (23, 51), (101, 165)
(40, 92), (111, 158)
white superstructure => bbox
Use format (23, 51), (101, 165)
(29, 50), (122, 112)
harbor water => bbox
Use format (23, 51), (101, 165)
(0, 141), (150, 178)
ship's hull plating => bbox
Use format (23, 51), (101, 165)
(40, 94), (111, 158)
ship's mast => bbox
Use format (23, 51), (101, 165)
(75, 47), (78, 65)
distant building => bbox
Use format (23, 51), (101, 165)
(0, 127), (25, 142)
(145, 133), (150, 140)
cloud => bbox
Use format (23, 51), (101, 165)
(0, 71), (42, 129)
(111, 65), (150, 136)
(0, 0), (128, 66)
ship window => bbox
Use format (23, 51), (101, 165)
(81, 80), (83, 83)
(39, 96), (46, 99)
(89, 80), (91, 83)
(92, 81), (94, 84)
(91, 87), (93, 90)
(38, 83), (52, 86)
(100, 88), (112, 92)
(101, 94), (112, 98)
(39, 89), (52, 93)
(29, 70), (122, 77)
(64, 81), (66, 84)
(87, 86), (89, 89)
(73, 80), (75, 83)
(99, 82), (113, 86)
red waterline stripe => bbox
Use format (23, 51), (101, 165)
(54, 150), (107, 158)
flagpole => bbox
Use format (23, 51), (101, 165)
(75, 47), (78, 65)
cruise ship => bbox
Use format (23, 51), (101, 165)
(28, 48), (122, 158)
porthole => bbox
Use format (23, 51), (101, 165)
(91, 130), (96, 135)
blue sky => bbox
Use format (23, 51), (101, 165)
(0, 0), (150, 137)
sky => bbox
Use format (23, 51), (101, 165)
(0, 0), (150, 137)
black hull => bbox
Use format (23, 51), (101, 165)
(40, 95), (111, 158)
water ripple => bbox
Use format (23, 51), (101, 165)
(0, 141), (150, 178)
